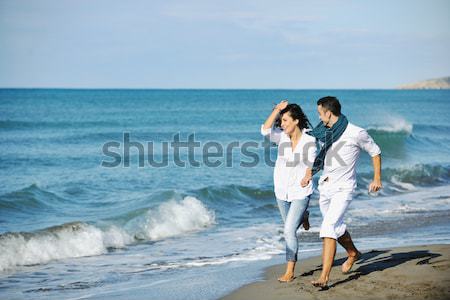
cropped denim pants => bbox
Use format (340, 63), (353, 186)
(276, 196), (310, 262)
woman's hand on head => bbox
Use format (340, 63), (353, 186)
(275, 100), (288, 112)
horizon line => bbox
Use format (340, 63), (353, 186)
(0, 87), (411, 91)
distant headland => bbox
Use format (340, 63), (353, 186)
(398, 76), (450, 89)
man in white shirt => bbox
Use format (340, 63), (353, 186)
(302, 96), (382, 288)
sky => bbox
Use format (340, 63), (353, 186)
(0, 0), (449, 89)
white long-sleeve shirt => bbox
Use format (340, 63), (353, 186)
(319, 122), (381, 191)
(261, 125), (317, 201)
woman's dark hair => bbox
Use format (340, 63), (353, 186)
(275, 103), (312, 130)
(317, 96), (341, 116)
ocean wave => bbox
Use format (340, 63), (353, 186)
(364, 118), (415, 159)
(367, 116), (413, 134)
(367, 126), (411, 154)
(192, 165), (450, 202)
(194, 184), (273, 203)
(0, 183), (269, 220)
(348, 185), (450, 222)
(365, 120), (450, 158)
(129, 196), (216, 241)
(0, 184), (65, 213)
(0, 196), (215, 272)
(0, 222), (129, 272)
(3, 163), (449, 221)
(384, 164), (450, 187)
(355, 163), (450, 196)
(412, 124), (450, 137)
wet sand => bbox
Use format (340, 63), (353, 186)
(221, 244), (450, 300)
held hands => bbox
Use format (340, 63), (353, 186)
(300, 168), (313, 188)
(300, 176), (311, 187)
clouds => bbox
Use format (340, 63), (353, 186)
(160, 1), (322, 46)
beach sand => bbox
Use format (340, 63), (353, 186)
(221, 244), (450, 300)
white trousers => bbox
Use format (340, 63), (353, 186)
(318, 184), (353, 240)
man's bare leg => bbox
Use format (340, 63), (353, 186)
(338, 230), (361, 273)
(278, 261), (296, 282)
(311, 237), (336, 287)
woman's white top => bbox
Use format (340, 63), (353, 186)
(261, 125), (317, 202)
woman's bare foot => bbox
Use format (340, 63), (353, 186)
(342, 251), (362, 274)
(302, 211), (310, 231)
(278, 273), (295, 282)
(311, 276), (328, 288)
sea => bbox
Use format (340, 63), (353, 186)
(1, 89), (449, 299)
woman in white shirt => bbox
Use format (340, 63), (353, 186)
(261, 100), (317, 282)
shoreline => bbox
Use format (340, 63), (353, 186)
(221, 244), (450, 300)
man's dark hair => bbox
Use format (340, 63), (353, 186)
(317, 96), (341, 116)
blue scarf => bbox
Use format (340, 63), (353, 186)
(307, 114), (348, 175)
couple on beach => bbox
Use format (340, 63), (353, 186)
(261, 96), (382, 287)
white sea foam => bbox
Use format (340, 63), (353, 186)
(0, 196), (215, 272)
(390, 176), (417, 191)
(348, 185), (450, 219)
(298, 226), (321, 233)
(135, 196), (215, 241)
(368, 115), (413, 134)
(0, 223), (115, 272)
(132, 243), (320, 272)
(124, 224), (291, 273)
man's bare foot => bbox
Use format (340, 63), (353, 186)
(311, 276), (328, 288)
(302, 211), (310, 231)
(278, 273), (295, 282)
(342, 251), (362, 274)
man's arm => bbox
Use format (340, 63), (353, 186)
(369, 154), (382, 192)
(357, 129), (382, 193)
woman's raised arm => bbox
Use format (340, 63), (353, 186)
(263, 100), (288, 130)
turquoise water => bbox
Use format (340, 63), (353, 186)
(1, 89), (450, 299)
